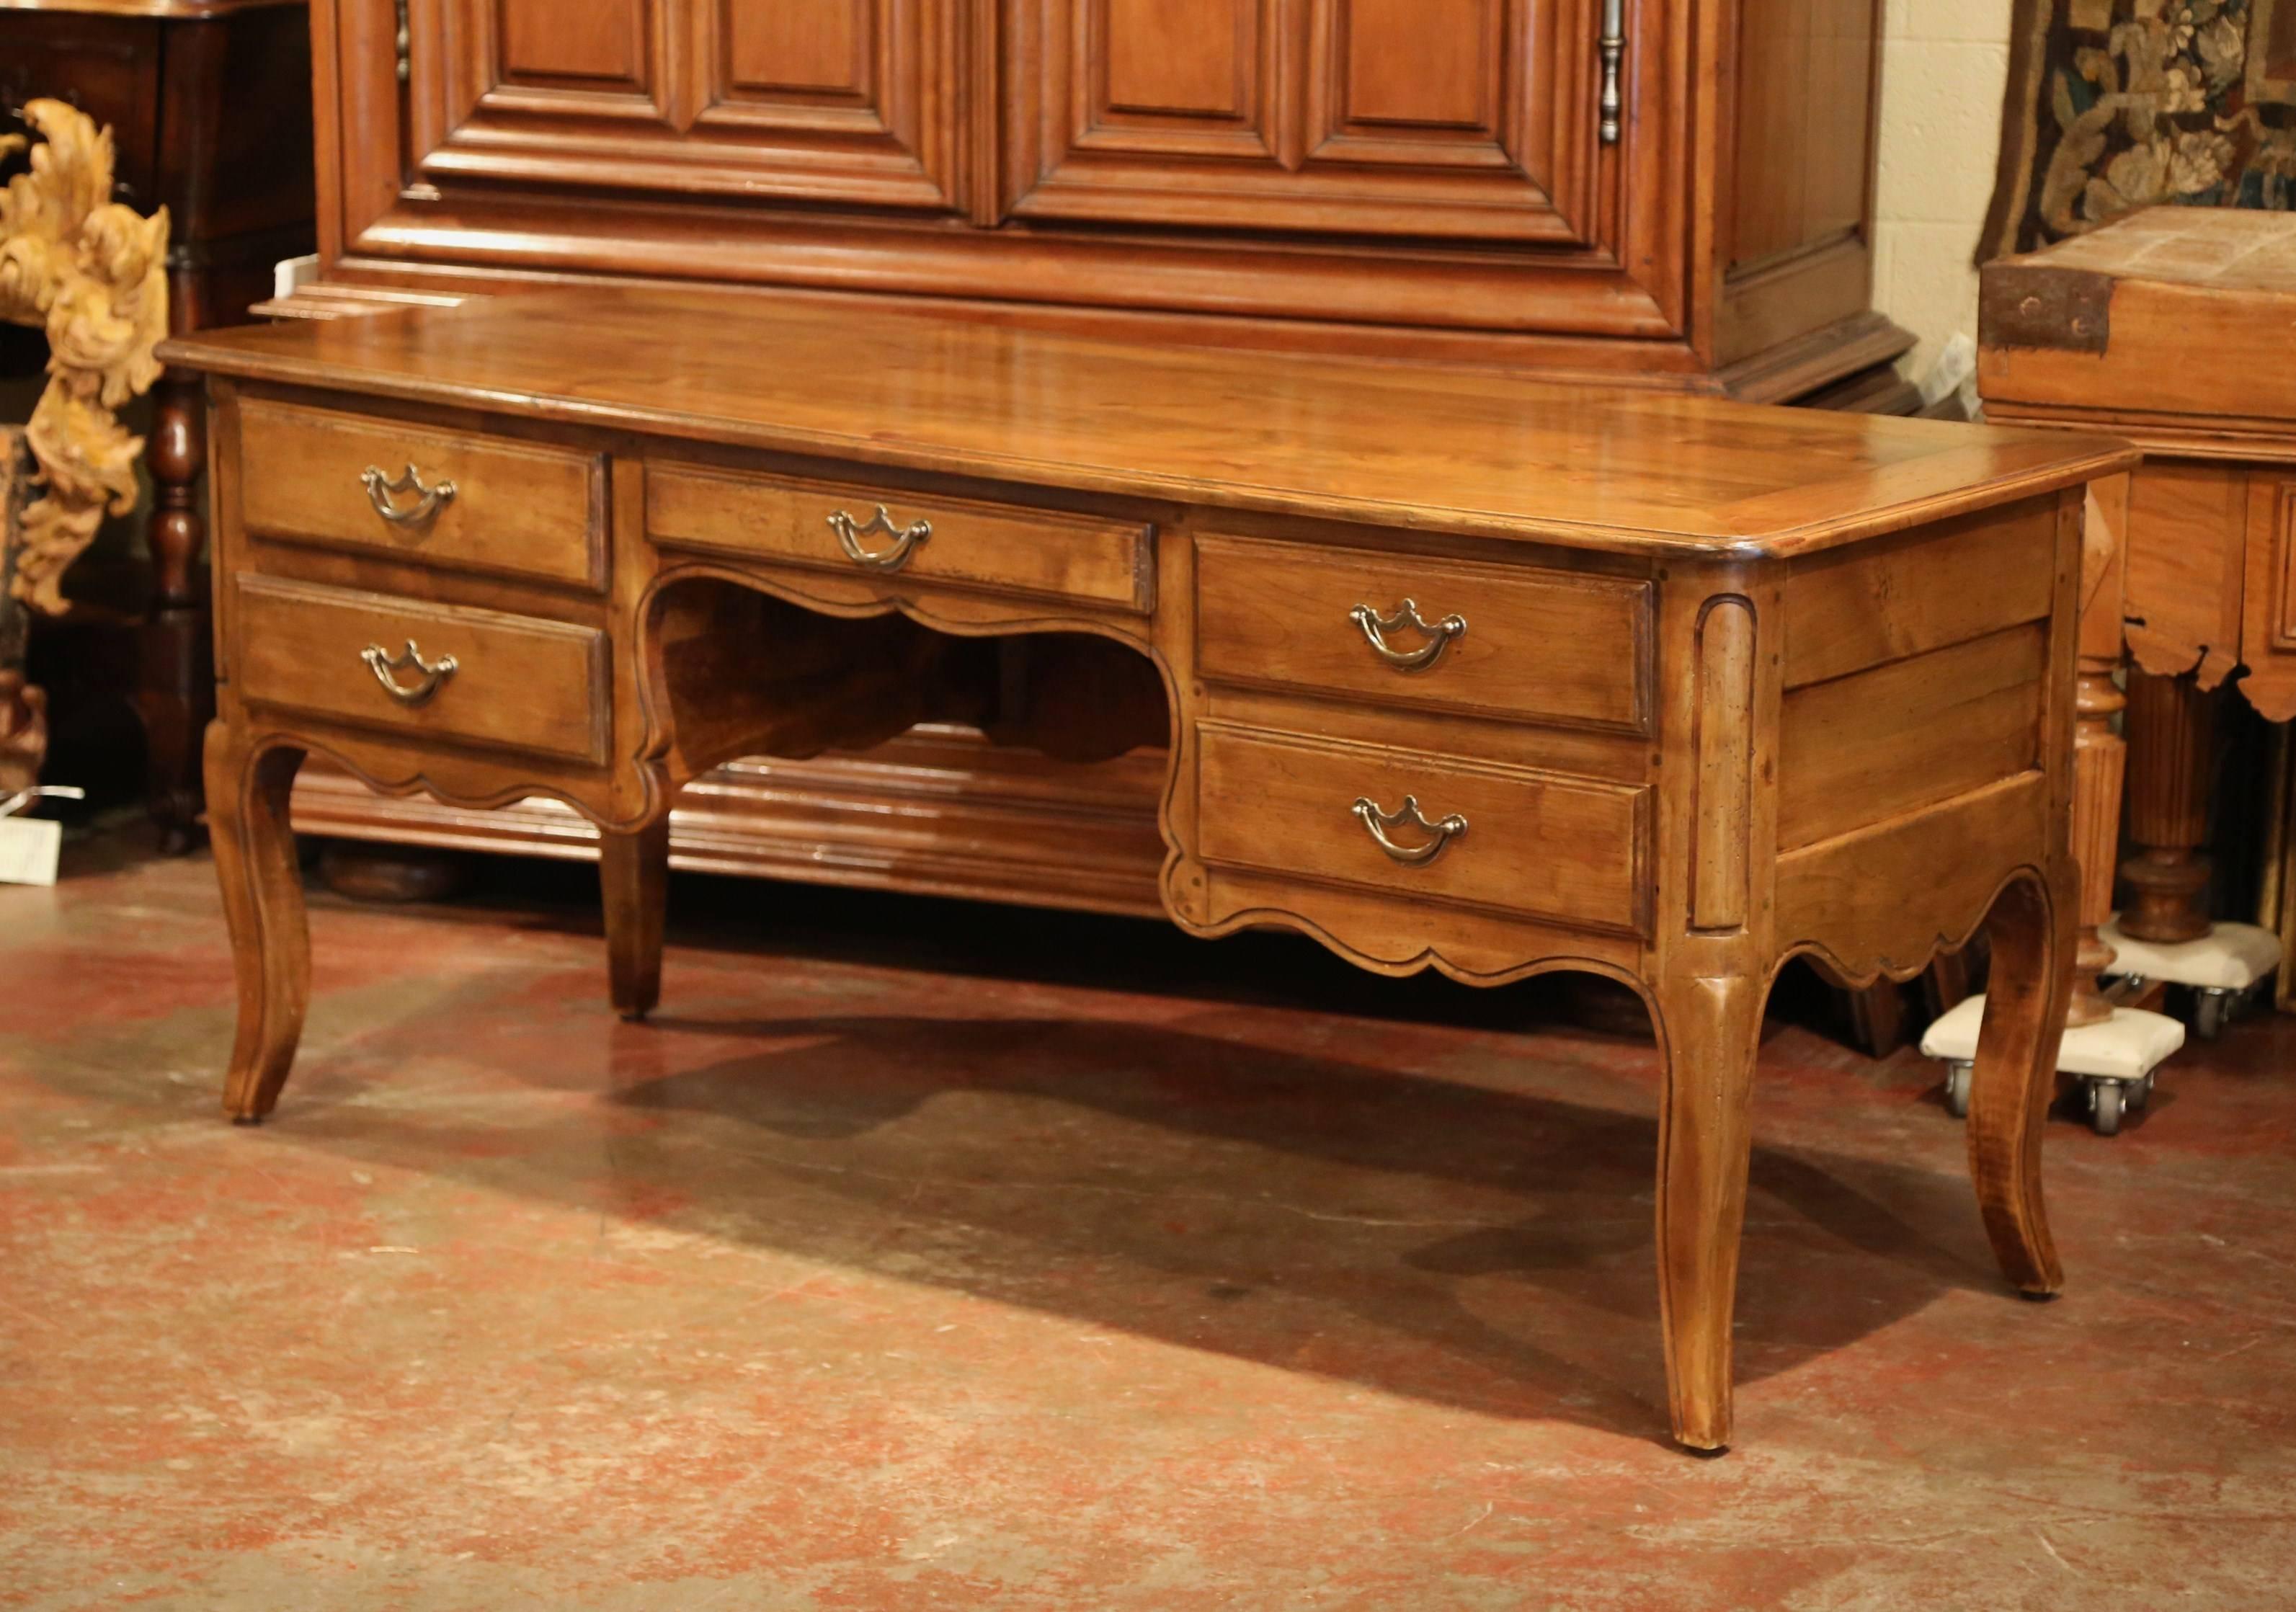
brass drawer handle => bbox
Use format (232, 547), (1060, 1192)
(827, 504), (931, 571)
(362, 463), (458, 527)
(1350, 599), (1466, 671)
(361, 638), (458, 706)
(1352, 795), (1468, 865)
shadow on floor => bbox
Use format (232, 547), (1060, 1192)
(267, 999), (2014, 1448)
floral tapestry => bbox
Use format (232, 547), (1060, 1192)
(1979, 0), (2296, 262)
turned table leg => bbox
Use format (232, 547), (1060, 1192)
(601, 816), (670, 1021)
(1652, 968), (1763, 1453)
(143, 369), (215, 854)
(203, 723), (310, 1123)
(1967, 868), (2073, 1293)
(2121, 669), (2219, 944)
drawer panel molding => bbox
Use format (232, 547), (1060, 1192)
(1194, 722), (1650, 935)
(234, 576), (610, 765)
(1195, 535), (1653, 734)
(236, 398), (608, 590)
(647, 465), (1155, 613)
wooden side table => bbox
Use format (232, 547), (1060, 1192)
(0, 0), (313, 845)
(1980, 208), (2294, 1064)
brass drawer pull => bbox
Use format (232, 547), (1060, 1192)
(362, 463), (458, 527)
(1352, 795), (1468, 865)
(827, 504), (931, 571)
(1349, 599), (1466, 671)
(361, 638), (458, 706)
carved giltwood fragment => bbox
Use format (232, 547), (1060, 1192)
(0, 99), (170, 615)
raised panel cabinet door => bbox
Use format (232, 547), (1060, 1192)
(1004, 0), (1601, 243)
(406, 0), (967, 211)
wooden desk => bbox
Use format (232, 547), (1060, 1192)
(163, 290), (2131, 1452)
(1983, 209), (2296, 997)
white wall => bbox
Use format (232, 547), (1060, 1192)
(1872, 0), (2016, 388)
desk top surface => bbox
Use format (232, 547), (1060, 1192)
(165, 288), (2132, 560)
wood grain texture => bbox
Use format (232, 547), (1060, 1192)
(1652, 967), (1761, 1451)
(1965, 868), (2073, 1295)
(1691, 597), (1756, 930)
(159, 291), (2132, 561)
(1980, 207), (2296, 984)
(1776, 772), (2052, 984)
(1779, 498), (2057, 689)
(647, 462), (1153, 610)
(410, 0), (968, 213)
(2122, 459), (2247, 688)
(1777, 625), (2046, 852)
(601, 816), (669, 1020)
(2243, 475), (2296, 724)
(0, 1), (300, 13)
(298, 0), (1918, 392)
(2068, 474), (2129, 1024)
(1193, 721), (1650, 936)
(1194, 535), (1650, 733)
(1007, 0), (1583, 244)
(2119, 670), (2217, 945)
(237, 396), (607, 590)
(179, 290), (2104, 1453)
(203, 723), (308, 1122)
(1982, 209), (2296, 425)
(233, 575), (610, 765)
(1726, 0), (1874, 274)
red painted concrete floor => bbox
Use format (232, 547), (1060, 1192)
(4, 824), (2295, 1609)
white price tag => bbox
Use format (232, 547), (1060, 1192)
(0, 786), (83, 886)
(0, 814), (61, 886)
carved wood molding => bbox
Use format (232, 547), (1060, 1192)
(0, 99), (170, 616)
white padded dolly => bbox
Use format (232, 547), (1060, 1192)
(2101, 917), (2285, 1039)
(1921, 994), (2186, 1136)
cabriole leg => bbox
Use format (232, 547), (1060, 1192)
(203, 723), (309, 1123)
(1652, 969), (1764, 1453)
(602, 816), (670, 1021)
(1967, 868), (2074, 1293)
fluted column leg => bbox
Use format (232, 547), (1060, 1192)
(2122, 670), (2217, 944)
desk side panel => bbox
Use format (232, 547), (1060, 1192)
(1774, 489), (2083, 980)
(1777, 496), (2059, 852)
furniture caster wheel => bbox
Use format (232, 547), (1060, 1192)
(1942, 1061), (1972, 1118)
(2128, 1072), (2153, 1109)
(2087, 1080), (2124, 1136)
(2192, 987), (2235, 1041)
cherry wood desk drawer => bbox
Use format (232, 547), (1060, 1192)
(1195, 723), (1650, 935)
(233, 576), (609, 765)
(236, 398), (606, 590)
(646, 465), (1154, 611)
(1196, 535), (1653, 734)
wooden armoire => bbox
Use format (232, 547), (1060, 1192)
(273, 0), (1914, 916)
